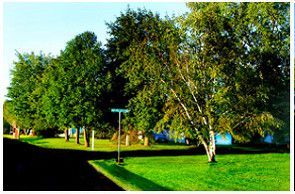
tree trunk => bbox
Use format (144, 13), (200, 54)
(64, 129), (69, 142)
(199, 131), (216, 163)
(16, 128), (20, 139)
(76, 128), (80, 144)
(13, 127), (20, 139)
(208, 130), (216, 162)
(144, 136), (149, 146)
(83, 127), (89, 147)
(125, 134), (130, 146)
(185, 138), (190, 145)
(13, 127), (16, 139)
(31, 129), (36, 136)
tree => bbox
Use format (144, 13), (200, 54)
(39, 57), (70, 139)
(107, 8), (168, 146)
(123, 3), (288, 162)
(237, 3), (290, 144)
(6, 52), (52, 136)
(57, 31), (109, 146)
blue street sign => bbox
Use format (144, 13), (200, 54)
(111, 108), (129, 113)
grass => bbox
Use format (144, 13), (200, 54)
(4, 134), (290, 191)
(3, 134), (194, 152)
(89, 154), (290, 191)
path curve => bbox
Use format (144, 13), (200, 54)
(3, 138), (123, 191)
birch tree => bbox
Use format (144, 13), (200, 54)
(122, 3), (287, 162)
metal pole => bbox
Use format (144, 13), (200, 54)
(92, 130), (95, 150)
(118, 112), (121, 163)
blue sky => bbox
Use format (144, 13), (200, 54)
(2, 2), (189, 100)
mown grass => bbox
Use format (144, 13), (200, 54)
(89, 154), (290, 191)
(3, 134), (194, 152)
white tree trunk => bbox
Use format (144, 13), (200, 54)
(208, 130), (216, 162)
(199, 131), (216, 163)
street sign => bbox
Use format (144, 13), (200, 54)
(111, 108), (129, 164)
(111, 108), (129, 113)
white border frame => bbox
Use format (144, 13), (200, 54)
(290, 1), (294, 192)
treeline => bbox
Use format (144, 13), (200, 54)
(4, 3), (289, 162)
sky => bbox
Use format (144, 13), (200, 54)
(2, 2), (189, 101)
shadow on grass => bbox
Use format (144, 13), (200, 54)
(95, 161), (170, 191)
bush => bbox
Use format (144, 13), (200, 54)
(36, 127), (59, 138)
(94, 124), (115, 139)
(111, 130), (141, 144)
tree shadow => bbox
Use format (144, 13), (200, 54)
(95, 161), (171, 191)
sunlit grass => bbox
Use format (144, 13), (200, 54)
(3, 134), (194, 152)
(90, 154), (290, 191)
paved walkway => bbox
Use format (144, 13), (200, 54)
(3, 138), (123, 191)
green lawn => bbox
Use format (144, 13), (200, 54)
(3, 134), (194, 152)
(89, 154), (290, 191)
(4, 134), (290, 190)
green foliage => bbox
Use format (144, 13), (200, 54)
(181, 2), (289, 143)
(3, 100), (17, 128)
(107, 8), (178, 135)
(6, 31), (111, 136)
(120, 3), (289, 145)
(7, 52), (52, 130)
(90, 154), (290, 191)
(39, 58), (65, 129)
(105, 8), (157, 108)
(49, 31), (109, 130)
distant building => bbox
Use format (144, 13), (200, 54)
(153, 130), (186, 143)
(263, 134), (273, 144)
(69, 127), (83, 137)
(153, 130), (233, 145)
(215, 132), (232, 145)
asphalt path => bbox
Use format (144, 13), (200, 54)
(3, 138), (123, 191)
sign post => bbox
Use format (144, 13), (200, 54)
(111, 108), (129, 164)
(118, 112), (121, 162)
